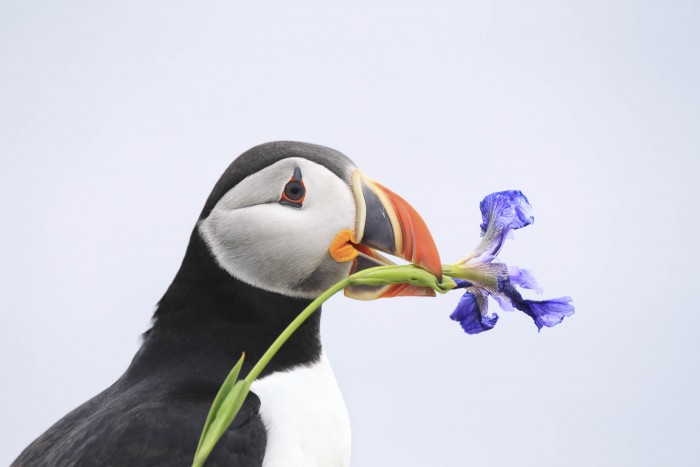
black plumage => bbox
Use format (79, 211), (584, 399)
(14, 142), (348, 466)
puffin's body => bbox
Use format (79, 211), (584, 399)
(14, 142), (440, 466)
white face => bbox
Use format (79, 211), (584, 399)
(198, 157), (357, 299)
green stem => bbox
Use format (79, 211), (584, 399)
(243, 276), (352, 384)
(193, 265), (456, 466)
(244, 264), (454, 385)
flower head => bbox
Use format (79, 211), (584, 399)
(445, 191), (573, 333)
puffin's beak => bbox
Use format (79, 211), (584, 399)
(329, 170), (442, 300)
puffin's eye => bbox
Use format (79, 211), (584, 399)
(284, 181), (304, 200)
(279, 168), (306, 207)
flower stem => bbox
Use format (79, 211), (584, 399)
(193, 264), (454, 466)
(243, 276), (352, 384)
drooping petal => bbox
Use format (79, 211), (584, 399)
(507, 266), (542, 293)
(499, 280), (574, 331)
(449, 290), (498, 334)
(459, 191), (534, 264)
(522, 297), (575, 330)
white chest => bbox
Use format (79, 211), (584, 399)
(250, 353), (351, 467)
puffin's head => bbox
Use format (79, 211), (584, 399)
(198, 141), (441, 300)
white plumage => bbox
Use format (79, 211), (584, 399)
(252, 353), (351, 467)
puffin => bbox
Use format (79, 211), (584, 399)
(14, 141), (441, 466)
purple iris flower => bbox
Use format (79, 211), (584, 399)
(447, 191), (574, 334)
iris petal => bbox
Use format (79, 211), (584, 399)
(523, 297), (575, 331)
(507, 266), (542, 293)
(462, 191), (534, 264)
(499, 280), (574, 331)
(480, 190), (534, 235)
(449, 291), (499, 334)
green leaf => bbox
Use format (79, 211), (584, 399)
(193, 353), (245, 466)
(193, 380), (251, 466)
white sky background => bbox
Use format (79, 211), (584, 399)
(1, 1), (698, 465)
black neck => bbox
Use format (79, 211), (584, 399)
(123, 229), (322, 389)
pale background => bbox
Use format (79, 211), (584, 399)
(1, 1), (698, 466)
